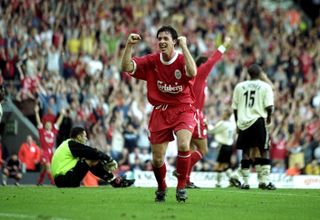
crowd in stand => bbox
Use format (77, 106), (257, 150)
(0, 0), (320, 180)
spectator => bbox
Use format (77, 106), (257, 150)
(286, 163), (302, 176)
(304, 160), (320, 175)
(0, 83), (4, 121)
(2, 154), (22, 186)
(34, 104), (64, 185)
(18, 135), (41, 172)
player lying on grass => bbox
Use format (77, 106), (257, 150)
(51, 126), (135, 188)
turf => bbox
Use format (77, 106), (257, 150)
(0, 186), (319, 220)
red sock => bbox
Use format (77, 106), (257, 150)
(47, 171), (55, 185)
(37, 170), (46, 184)
(176, 150), (191, 189)
(152, 163), (167, 191)
(186, 150), (203, 184)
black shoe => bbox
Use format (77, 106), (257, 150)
(186, 182), (200, 189)
(259, 182), (276, 190)
(110, 176), (135, 188)
(176, 188), (188, 202)
(229, 177), (241, 188)
(258, 183), (265, 189)
(240, 184), (250, 190)
(155, 190), (167, 202)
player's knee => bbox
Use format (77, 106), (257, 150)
(85, 159), (99, 167)
(178, 143), (189, 151)
(16, 173), (22, 179)
(152, 157), (164, 167)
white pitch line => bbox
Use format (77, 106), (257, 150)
(201, 189), (320, 198)
(0, 212), (70, 220)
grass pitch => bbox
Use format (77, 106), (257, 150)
(0, 186), (319, 220)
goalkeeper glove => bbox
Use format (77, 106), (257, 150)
(103, 159), (118, 172)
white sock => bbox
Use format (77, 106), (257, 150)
(225, 168), (233, 178)
(231, 168), (241, 180)
(260, 165), (271, 184)
(240, 168), (250, 185)
(255, 164), (261, 183)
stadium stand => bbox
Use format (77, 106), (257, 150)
(0, 0), (319, 185)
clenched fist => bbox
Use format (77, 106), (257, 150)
(177, 36), (187, 48)
(127, 33), (141, 45)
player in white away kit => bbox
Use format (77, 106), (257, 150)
(208, 109), (240, 188)
(232, 64), (276, 190)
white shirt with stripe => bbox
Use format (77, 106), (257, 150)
(232, 79), (274, 130)
(209, 117), (236, 146)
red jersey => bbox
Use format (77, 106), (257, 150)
(132, 52), (195, 106)
(38, 124), (58, 154)
(193, 47), (224, 110)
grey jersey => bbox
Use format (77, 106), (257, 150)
(232, 79), (274, 130)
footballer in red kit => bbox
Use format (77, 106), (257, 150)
(121, 25), (197, 202)
(183, 38), (231, 188)
(38, 123), (58, 164)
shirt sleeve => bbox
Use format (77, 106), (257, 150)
(209, 120), (224, 134)
(231, 85), (239, 110)
(68, 141), (112, 162)
(131, 54), (154, 80)
(197, 49), (223, 81)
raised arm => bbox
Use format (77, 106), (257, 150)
(178, 36), (197, 77)
(34, 104), (41, 127)
(120, 33), (141, 73)
(260, 72), (274, 90)
(55, 109), (65, 128)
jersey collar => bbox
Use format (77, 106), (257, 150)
(160, 50), (179, 65)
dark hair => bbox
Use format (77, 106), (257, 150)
(195, 56), (208, 67)
(247, 64), (262, 79)
(156, 25), (178, 40)
(70, 127), (85, 138)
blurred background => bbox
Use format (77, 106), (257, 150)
(0, 0), (319, 184)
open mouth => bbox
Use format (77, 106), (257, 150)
(159, 43), (167, 51)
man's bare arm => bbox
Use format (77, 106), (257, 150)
(120, 33), (141, 73)
(178, 36), (197, 77)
